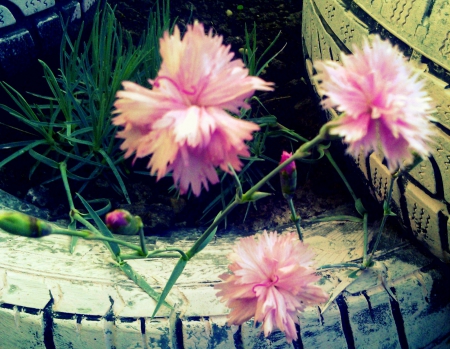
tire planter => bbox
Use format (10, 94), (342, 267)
(302, 0), (450, 263)
(0, 0), (100, 79)
(0, 190), (449, 348)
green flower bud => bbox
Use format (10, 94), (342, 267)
(0, 211), (52, 238)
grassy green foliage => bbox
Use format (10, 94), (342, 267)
(0, 2), (171, 203)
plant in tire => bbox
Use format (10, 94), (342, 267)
(0, 28), (439, 345)
(0, 3), (170, 204)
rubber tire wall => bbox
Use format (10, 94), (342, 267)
(0, 0), (100, 79)
(302, 0), (450, 263)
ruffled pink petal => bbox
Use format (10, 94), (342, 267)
(113, 22), (272, 196)
(315, 35), (435, 171)
(215, 231), (328, 343)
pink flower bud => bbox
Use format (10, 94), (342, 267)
(279, 151), (297, 199)
(105, 209), (140, 235)
(280, 151), (296, 175)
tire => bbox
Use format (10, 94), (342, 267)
(0, 0), (101, 79)
(0, 189), (449, 348)
(302, 0), (450, 263)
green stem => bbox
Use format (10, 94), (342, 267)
(276, 123), (309, 143)
(317, 263), (364, 270)
(59, 161), (75, 211)
(186, 199), (240, 259)
(324, 150), (358, 202)
(72, 212), (102, 237)
(51, 227), (144, 253)
(362, 213), (369, 266)
(308, 215), (363, 223)
(137, 219), (148, 256)
(243, 124), (330, 202)
(120, 253), (180, 260)
(367, 176), (395, 265)
(163, 248), (188, 260)
(185, 128), (329, 259)
(287, 198), (303, 241)
(72, 211), (122, 257)
(228, 164), (243, 199)
(60, 161), (79, 252)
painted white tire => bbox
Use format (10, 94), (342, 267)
(0, 189), (449, 348)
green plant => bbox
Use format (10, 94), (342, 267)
(241, 22), (283, 77)
(201, 24), (293, 223)
(0, 1), (171, 205)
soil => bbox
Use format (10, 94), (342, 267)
(0, 0), (362, 234)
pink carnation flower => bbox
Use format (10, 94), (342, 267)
(215, 231), (328, 343)
(113, 22), (273, 196)
(315, 35), (434, 171)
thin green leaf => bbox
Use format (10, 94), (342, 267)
(0, 140), (36, 149)
(119, 262), (173, 310)
(308, 215), (364, 223)
(53, 146), (107, 168)
(0, 104), (50, 135)
(39, 60), (73, 123)
(83, 199), (112, 218)
(76, 193), (121, 257)
(98, 149), (131, 204)
(28, 149), (59, 169)
(321, 269), (362, 314)
(187, 212), (221, 258)
(65, 170), (98, 181)
(68, 221), (78, 254)
(249, 115), (278, 126)
(0, 83), (42, 123)
(0, 140), (48, 169)
(255, 34), (283, 76)
(57, 134), (94, 147)
(152, 257), (187, 318)
(69, 127), (94, 137)
(28, 147), (52, 179)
